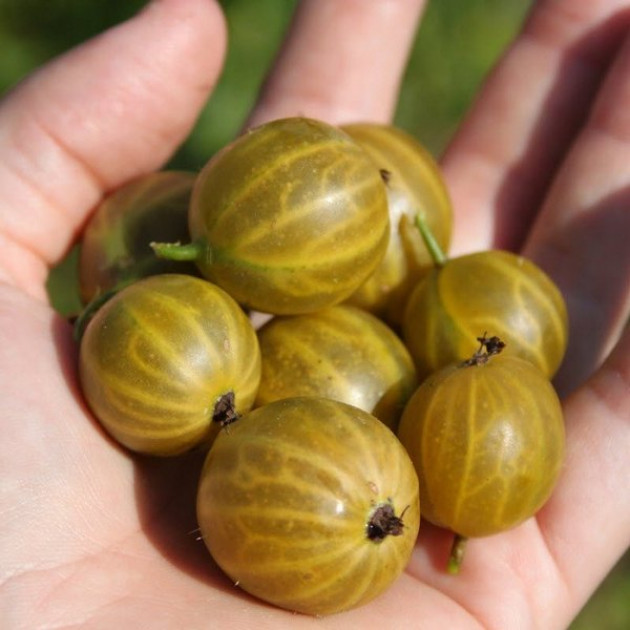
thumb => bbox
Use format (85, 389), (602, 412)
(0, 0), (226, 299)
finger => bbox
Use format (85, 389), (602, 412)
(523, 30), (630, 395)
(537, 324), (630, 617)
(246, 0), (426, 129)
(0, 0), (226, 300)
(441, 0), (630, 254)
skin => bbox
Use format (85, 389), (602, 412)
(0, 0), (628, 628)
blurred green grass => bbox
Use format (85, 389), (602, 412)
(1, 1), (628, 627)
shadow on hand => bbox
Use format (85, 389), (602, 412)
(132, 447), (237, 593)
(536, 187), (630, 396)
(491, 8), (630, 252)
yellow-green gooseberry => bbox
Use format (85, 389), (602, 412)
(397, 335), (565, 572)
(342, 123), (453, 327)
(402, 216), (569, 379)
(79, 274), (261, 456)
(152, 117), (390, 315)
(196, 396), (420, 616)
(255, 304), (417, 430)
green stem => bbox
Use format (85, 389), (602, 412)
(414, 213), (447, 267)
(150, 239), (210, 263)
(447, 534), (468, 575)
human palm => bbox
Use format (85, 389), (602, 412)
(1, 1), (628, 628)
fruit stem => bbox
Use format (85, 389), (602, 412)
(447, 534), (468, 575)
(414, 213), (447, 267)
(151, 239), (210, 263)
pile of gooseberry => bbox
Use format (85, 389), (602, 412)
(74, 116), (568, 615)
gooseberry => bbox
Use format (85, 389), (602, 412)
(397, 335), (565, 572)
(402, 216), (568, 379)
(342, 123), (453, 326)
(255, 304), (417, 430)
(196, 396), (420, 616)
(78, 171), (197, 304)
(79, 274), (261, 456)
(152, 117), (390, 315)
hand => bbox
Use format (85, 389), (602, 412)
(1, 1), (628, 628)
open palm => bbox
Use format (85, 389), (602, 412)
(1, 1), (628, 628)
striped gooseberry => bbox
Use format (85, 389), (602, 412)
(402, 217), (568, 380)
(342, 123), (453, 326)
(152, 117), (390, 315)
(78, 171), (198, 305)
(397, 335), (565, 572)
(79, 274), (261, 456)
(255, 304), (417, 430)
(196, 396), (420, 616)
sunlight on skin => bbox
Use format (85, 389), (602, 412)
(245, 0), (427, 129)
(0, 0), (628, 628)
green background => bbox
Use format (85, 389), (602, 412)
(1, 1), (628, 627)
